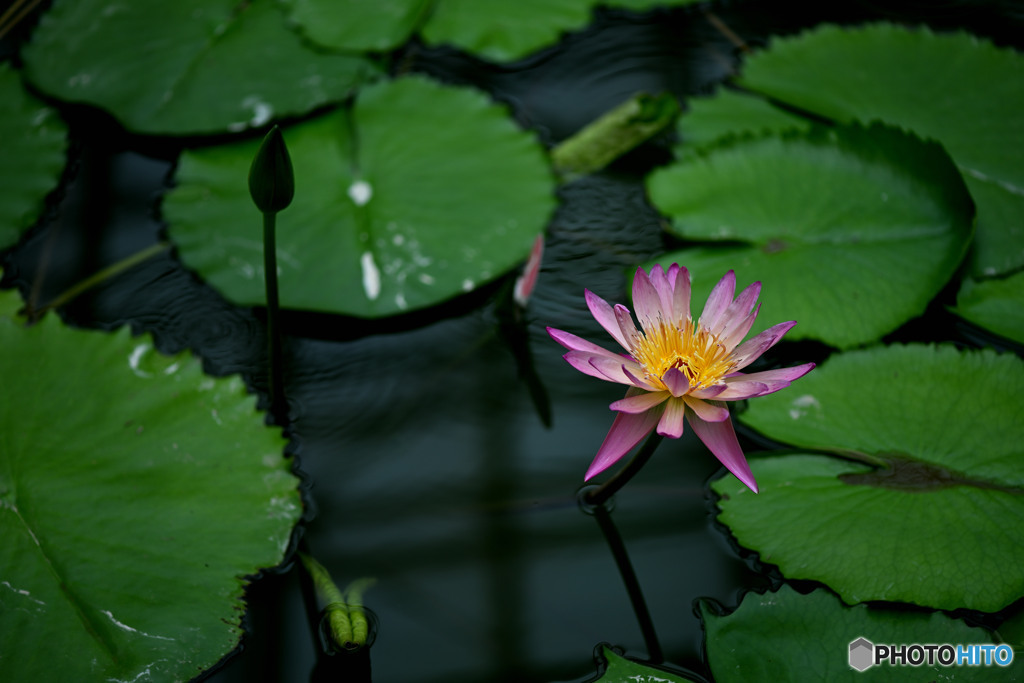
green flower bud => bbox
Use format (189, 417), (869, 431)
(248, 125), (294, 214)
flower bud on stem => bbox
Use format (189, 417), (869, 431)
(248, 125), (294, 423)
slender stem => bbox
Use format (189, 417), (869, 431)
(263, 211), (286, 422)
(592, 502), (663, 663)
(33, 241), (171, 318)
(584, 431), (664, 508)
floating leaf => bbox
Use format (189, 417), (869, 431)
(714, 344), (1024, 612)
(574, 645), (699, 682)
(646, 123), (974, 349)
(0, 285), (302, 681)
(280, 0), (432, 52)
(737, 23), (1024, 277)
(0, 64), (67, 250)
(166, 75), (555, 318)
(421, 0), (594, 62)
(701, 585), (1001, 682)
(677, 88), (810, 150)
(952, 272), (1024, 345)
(21, 0), (377, 135)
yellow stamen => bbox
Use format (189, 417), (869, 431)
(630, 318), (735, 391)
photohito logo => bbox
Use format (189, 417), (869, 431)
(849, 637), (1014, 671)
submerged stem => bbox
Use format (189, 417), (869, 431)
(32, 241), (171, 319)
(584, 431), (664, 507)
(589, 501), (664, 663)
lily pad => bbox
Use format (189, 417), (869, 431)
(645, 123), (974, 349)
(701, 584), (1004, 682)
(421, 0), (594, 62)
(737, 23), (1024, 277)
(677, 88), (810, 150)
(0, 285), (303, 681)
(952, 272), (1024, 345)
(714, 344), (1024, 612)
(165, 75), (555, 318)
(0, 64), (67, 251)
(21, 0), (377, 135)
(280, 0), (432, 53)
(579, 645), (699, 682)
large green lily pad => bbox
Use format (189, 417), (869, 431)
(714, 344), (1024, 612)
(736, 23), (1024, 278)
(0, 64), (67, 251)
(701, 585), (1005, 682)
(953, 272), (1024, 346)
(165, 75), (555, 318)
(677, 88), (809, 150)
(645, 123), (974, 349)
(0, 285), (303, 681)
(280, 0), (432, 53)
(421, 0), (594, 62)
(21, 0), (377, 135)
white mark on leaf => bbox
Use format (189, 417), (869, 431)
(348, 180), (373, 206)
(361, 252), (381, 300)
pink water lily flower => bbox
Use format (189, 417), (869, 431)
(548, 264), (814, 493)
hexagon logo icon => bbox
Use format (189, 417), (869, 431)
(849, 637), (874, 671)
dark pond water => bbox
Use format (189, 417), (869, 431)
(4, 1), (1023, 681)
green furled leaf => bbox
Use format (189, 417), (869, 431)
(702, 585), (1003, 682)
(21, 0), (377, 135)
(737, 23), (1024, 277)
(645, 123), (973, 349)
(678, 88), (810, 150)
(0, 285), (302, 681)
(551, 92), (680, 179)
(953, 272), (1024, 345)
(715, 344), (1024, 612)
(0, 64), (67, 250)
(166, 75), (555, 317)
(280, 0), (432, 52)
(421, 0), (594, 62)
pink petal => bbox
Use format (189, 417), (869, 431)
(688, 383), (727, 400)
(614, 304), (640, 351)
(587, 355), (649, 387)
(562, 351), (629, 383)
(656, 397), (687, 437)
(585, 289), (631, 350)
(738, 363), (816, 385)
(632, 266), (662, 327)
(670, 265), (692, 322)
(698, 270), (736, 331)
(547, 327), (617, 356)
(621, 364), (660, 392)
(610, 390), (670, 413)
(646, 263), (678, 321)
(687, 411), (758, 493)
(713, 281), (761, 340)
(585, 401), (665, 480)
(730, 320), (798, 370)
(716, 360), (819, 397)
(699, 379), (771, 400)
(513, 235), (544, 307)
(682, 396), (730, 422)
(717, 303), (760, 351)
(661, 366), (691, 397)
